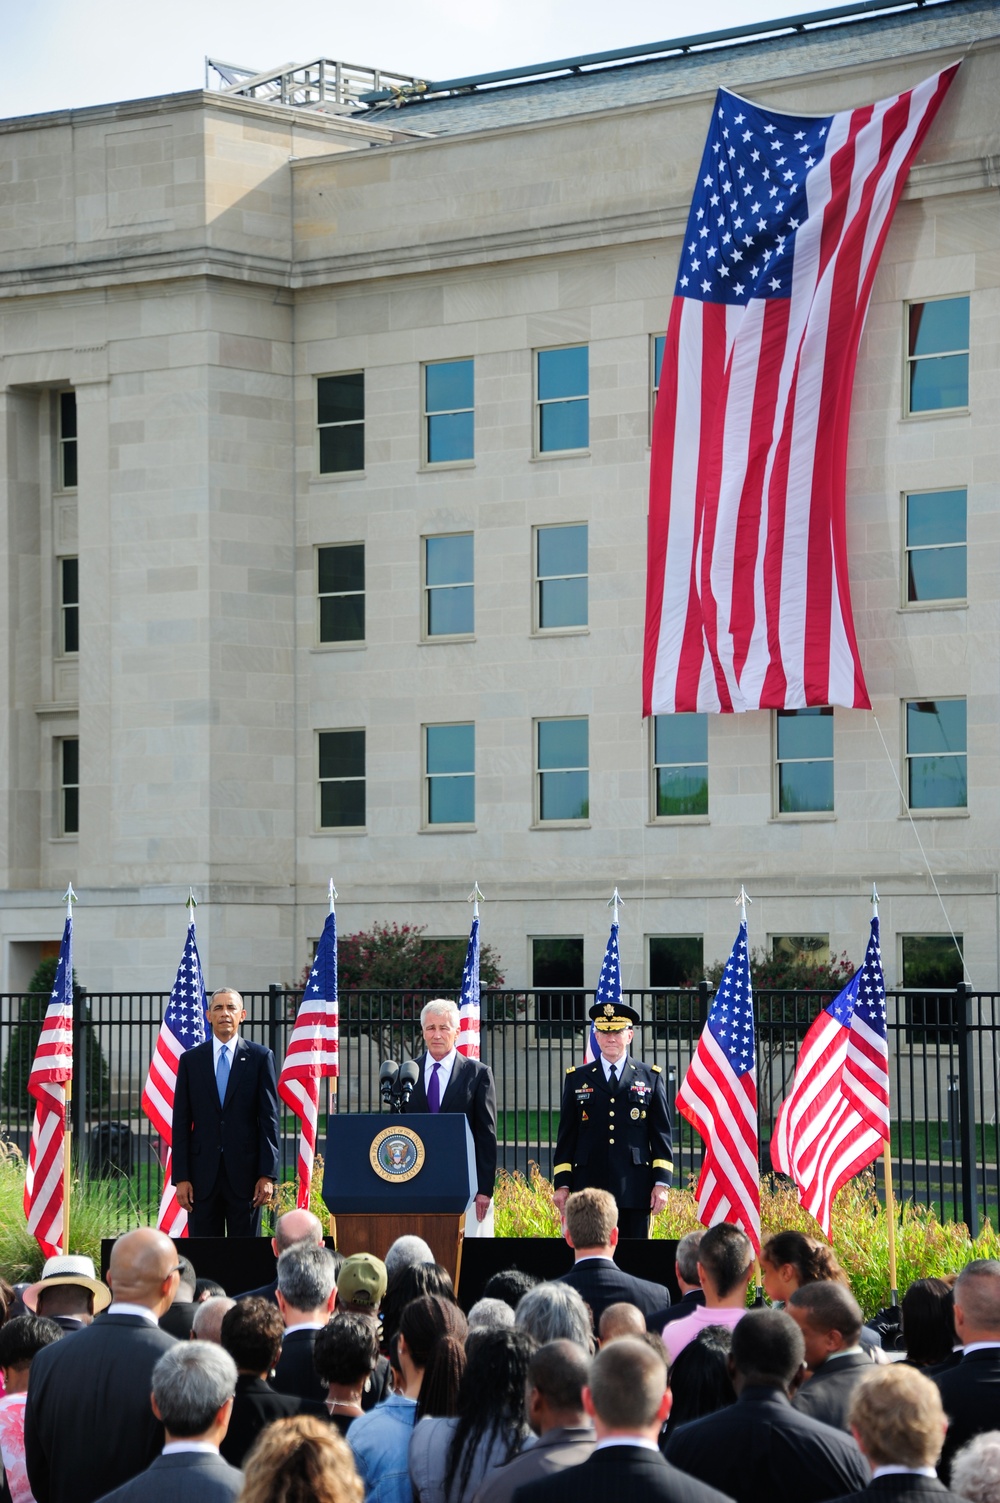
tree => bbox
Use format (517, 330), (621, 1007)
(2, 958), (110, 1128)
(299, 920), (505, 994)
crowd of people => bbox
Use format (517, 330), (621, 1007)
(2, 1193), (1000, 1503)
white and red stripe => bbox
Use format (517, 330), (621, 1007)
(644, 65), (959, 715)
(279, 907), (339, 1208)
(24, 913), (74, 1259)
(457, 913), (481, 1059)
(772, 917), (889, 1235)
(142, 917), (207, 1237)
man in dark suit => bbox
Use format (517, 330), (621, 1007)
(24, 1228), (181, 1503)
(788, 1282), (873, 1432)
(647, 1231), (706, 1333)
(933, 1259), (1000, 1483)
(477, 1340), (594, 1503)
(406, 998), (497, 1226)
(514, 1335), (731, 1503)
(664, 1309), (869, 1503)
(219, 1297), (320, 1467)
(823, 1362), (965, 1503)
(94, 1341), (243, 1503)
(232, 1208), (327, 1302)
(557, 1188), (671, 1327)
(553, 1001), (673, 1239)
(172, 988), (281, 1237)
(271, 1244), (338, 1402)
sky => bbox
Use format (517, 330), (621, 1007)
(2, 0), (859, 119)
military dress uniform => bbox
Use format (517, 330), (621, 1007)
(552, 1002), (673, 1239)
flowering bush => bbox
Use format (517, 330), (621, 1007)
(298, 921), (505, 993)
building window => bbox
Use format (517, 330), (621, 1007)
(318, 730), (365, 828)
(651, 334), (665, 437)
(532, 936), (585, 1027)
(424, 360), (474, 464)
(317, 373), (364, 474)
(59, 738), (79, 835)
(652, 713), (708, 818)
(60, 558), (79, 655)
(424, 534), (474, 638)
(318, 545), (364, 644)
(775, 707), (833, 815)
(904, 488), (966, 605)
(58, 392), (77, 490)
(535, 524), (587, 631)
(425, 723), (475, 826)
(771, 934), (831, 970)
(536, 717), (588, 822)
(535, 346), (588, 454)
(902, 933), (964, 1038)
(649, 936), (703, 987)
(905, 698), (967, 810)
(906, 297), (969, 415)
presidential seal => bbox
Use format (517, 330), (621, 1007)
(370, 1126), (426, 1183)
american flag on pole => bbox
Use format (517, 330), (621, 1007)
(142, 917), (207, 1236)
(676, 919), (760, 1251)
(586, 920), (622, 1064)
(279, 905), (339, 1208)
(24, 902), (74, 1259)
(771, 916), (889, 1236)
(457, 911), (481, 1060)
(643, 65), (959, 716)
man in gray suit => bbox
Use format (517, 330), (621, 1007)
(95, 1343), (243, 1503)
(476, 1340), (595, 1503)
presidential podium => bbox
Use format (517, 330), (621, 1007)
(323, 1113), (476, 1284)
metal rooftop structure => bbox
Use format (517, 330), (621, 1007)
(204, 56), (420, 115)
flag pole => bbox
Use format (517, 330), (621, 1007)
(872, 883), (898, 1305)
(327, 881), (338, 1124)
(468, 881), (484, 920)
(62, 883), (76, 1253)
(736, 885), (762, 1300)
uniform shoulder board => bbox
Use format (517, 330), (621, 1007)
(566, 1065), (575, 1075)
(651, 1064), (662, 1073)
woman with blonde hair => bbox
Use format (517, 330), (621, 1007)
(240, 1415), (362, 1503)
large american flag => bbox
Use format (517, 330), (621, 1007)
(24, 909), (74, 1259)
(676, 920), (760, 1250)
(278, 906), (339, 1208)
(142, 918), (207, 1236)
(585, 920), (622, 1064)
(643, 65), (959, 715)
(457, 912), (481, 1059)
(771, 916), (889, 1236)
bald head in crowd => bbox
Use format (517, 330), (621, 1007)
(274, 1209), (324, 1254)
(108, 1228), (183, 1316)
(599, 1304), (647, 1344)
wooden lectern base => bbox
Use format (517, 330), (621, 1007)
(331, 1213), (466, 1289)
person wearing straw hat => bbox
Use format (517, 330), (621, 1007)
(552, 1000), (673, 1240)
(23, 1256), (111, 1334)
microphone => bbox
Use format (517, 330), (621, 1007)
(397, 1059), (420, 1106)
(379, 1060), (399, 1106)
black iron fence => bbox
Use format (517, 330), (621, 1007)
(1, 983), (995, 1234)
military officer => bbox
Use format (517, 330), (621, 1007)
(552, 1000), (673, 1239)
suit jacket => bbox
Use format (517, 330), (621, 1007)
(172, 1036), (280, 1200)
(934, 1345), (1000, 1482)
(232, 1277), (279, 1304)
(826, 1474), (967, 1503)
(474, 1426), (595, 1503)
(793, 1351), (873, 1432)
(558, 1257), (671, 1325)
(552, 1058), (673, 1211)
(648, 1289), (705, 1334)
(664, 1385), (869, 1503)
(271, 1326), (327, 1402)
(407, 1051), (498, 1200)
(93, 1449), (244, 1503)
(513, 1441), (733, 1503)
(220, 1374), (322, 1467)
(24, 1312), (177, 1503)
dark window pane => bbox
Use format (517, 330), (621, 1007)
(61, 441), (78, 490)
(654, 336), (666, 387)
(650, 935), (703, 987)
(318, 373), (364, 425)
(537, 525), (587, 578)
(427, 585), (473, 636)
(537, 347), (588, 400)
(908, 298), (969, 357)
(426, 723), (474, 775)
(906, 490), (966, 547)
(539, 399), (588, 452)
(61, 557), (79, 604)
(776, 706), (833, 760)
(318, 730), (365, 780)
(778, 760), (834, 813)
(537, 718), (587, 771)
(908, 548), (967, 603)
(902, 935), (964, 988)
(426, 360), (473, 413)
(63, 607), (79, 655)
(540, 770), (589, 820)
(909, 355), (968, 412)
(426, 535), (473, 587)
(62, 739), (79, 784)
(656, 766), (708, 817)
(532, 937), (584, 987)
(318, 544), (364, 595)
(909, 754), (967, 809)
(59, 391), (77, 439)
(654, 713), (708, 766)
(320, 780), (365, 828)
(63, 787), (79, 835)
(539, 576), (587, 629)
(427, 411), (474, 463)
(906, 699), (966, 756)
(428, 776), (474, 824)
(319, 424), (364, 474)
(320, 596), (364, 643)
